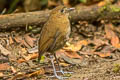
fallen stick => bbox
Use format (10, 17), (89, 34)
(0, 5), (120, 29)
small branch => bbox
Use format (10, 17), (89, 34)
(0, 5), (120, 29)
(0, 11), (50, 29)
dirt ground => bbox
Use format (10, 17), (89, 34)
(0, 23), (120, 80)
(0, 0), (120, 80)
(68, 57), (120, 80)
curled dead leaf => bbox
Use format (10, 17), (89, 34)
(0, 44), (11, 56)
(111, 35), (120, 48)
(0, 63), (10, 70)
(24, 53), (38, 61)
(11, 66), (17, 73)
(64, 51), (82, 59)
(24, 34), (36, 48)
(64, 40), (88, 52)
(105, 23), (120, 48)
(0, 72), (4, 77)
(60, 62), (70, 67)
(94, 52), (111, 58)
(27, 68), (45, 77)
(17, 53), (38, 63)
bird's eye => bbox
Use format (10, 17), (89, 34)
(60, 9), (65, 13)
(60, 7), (66, 13)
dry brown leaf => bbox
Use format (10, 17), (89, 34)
(56, 49), (82, 59)
(98, 0), (106, 6)
(24, 53), (38, 61)
(0, 72), (4, 77)
(11, 66), (17, 73)
(17, 53), (38, 63)
(105, 24), (120, 48)
(94, 52), (111, 58)
(14, 36), (22, 43)
(60, 62), (70, 67)
(60, 52), (82, 64)
(105, 23), (114, 39)
(17, 59), (26, 63)
(62, 0), (70, 7)
(24, 34), (36, 48)
(14, 36), (30, 48)
(0, 63), (10, 70)
(64, 51), (82, 59)
(0, 44), (11, 56)
(9, 36), (14, 44)
(10, 72), (26, 80)
(64, 40), (88, 52)
(27, 68), (45, 77)
(21, 48), (27, 54)
(48, 0), (58, 7)
(114, 44), (120, 48)
(111, 34), (120, 48)
(22, 40), (31, 48)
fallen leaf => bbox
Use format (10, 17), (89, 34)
(111, 35), (120, 48)
(105, 23), (120, 48)
(0, 63), (10, 70)
(17, 59), (26, 63)
(27, 46), (38, 53)
(64, 51), (82, 59)
(60, 62), (70, 67)
(60, 53), (82, 64)
(62, 0), (70, 7)
(94, 52), (111, 58)
(98, 0), (106, 6)
(10, 72), (26, 80)
(11, 66), (17, 73)
(48, 0), (58, 7)
(27, 68), (45, 77)
(24, 53), (38, 61)
(24, 34), (36, 48)
(105, 23), (114, 39)
(9, 36), (14, 44)
(63, 40), (88, 52)
(0, 72), (4, 77)
(14, 36), (22, 43)
(17, 53), (38, 63)
(0, 44), (11, 56)
(114, 44), (120, 48)
(14, 36), (31, 48)
(56, 49), (82, 62)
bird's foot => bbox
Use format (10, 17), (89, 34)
(56, 69), (73, 74)
(49, 75), (69, 80)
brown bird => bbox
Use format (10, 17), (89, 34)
(38, 5), (74, 79)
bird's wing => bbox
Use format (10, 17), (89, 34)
(38, 22), (60, 61)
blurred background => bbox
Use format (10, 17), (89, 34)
(0, 0), (118, 14)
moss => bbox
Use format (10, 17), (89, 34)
(98, 6), (107, 12)
(110, 5), (120, 12)
(112, 64), (120, 73)
(98, 5), (120, 13)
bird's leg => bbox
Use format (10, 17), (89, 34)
(54, 53), (73, 74)
(49, 55), (67, 80)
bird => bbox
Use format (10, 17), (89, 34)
(38, 5), (74, 79)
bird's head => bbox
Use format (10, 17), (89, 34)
(50, 5), (74, 17)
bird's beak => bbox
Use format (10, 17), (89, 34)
(67, 8), (75, 12)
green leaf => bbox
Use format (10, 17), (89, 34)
(40, 0), (48, 5)
(79, 0), (87, 3)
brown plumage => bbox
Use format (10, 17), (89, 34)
(38, 5), (74, 79)
(38, 5), (72, 61)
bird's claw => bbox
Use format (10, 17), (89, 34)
(49, 75), (69, 80)
(56, 70), (73, 74)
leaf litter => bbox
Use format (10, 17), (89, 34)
(0, 22), (120, 80)
(0, 7), (120, 80)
